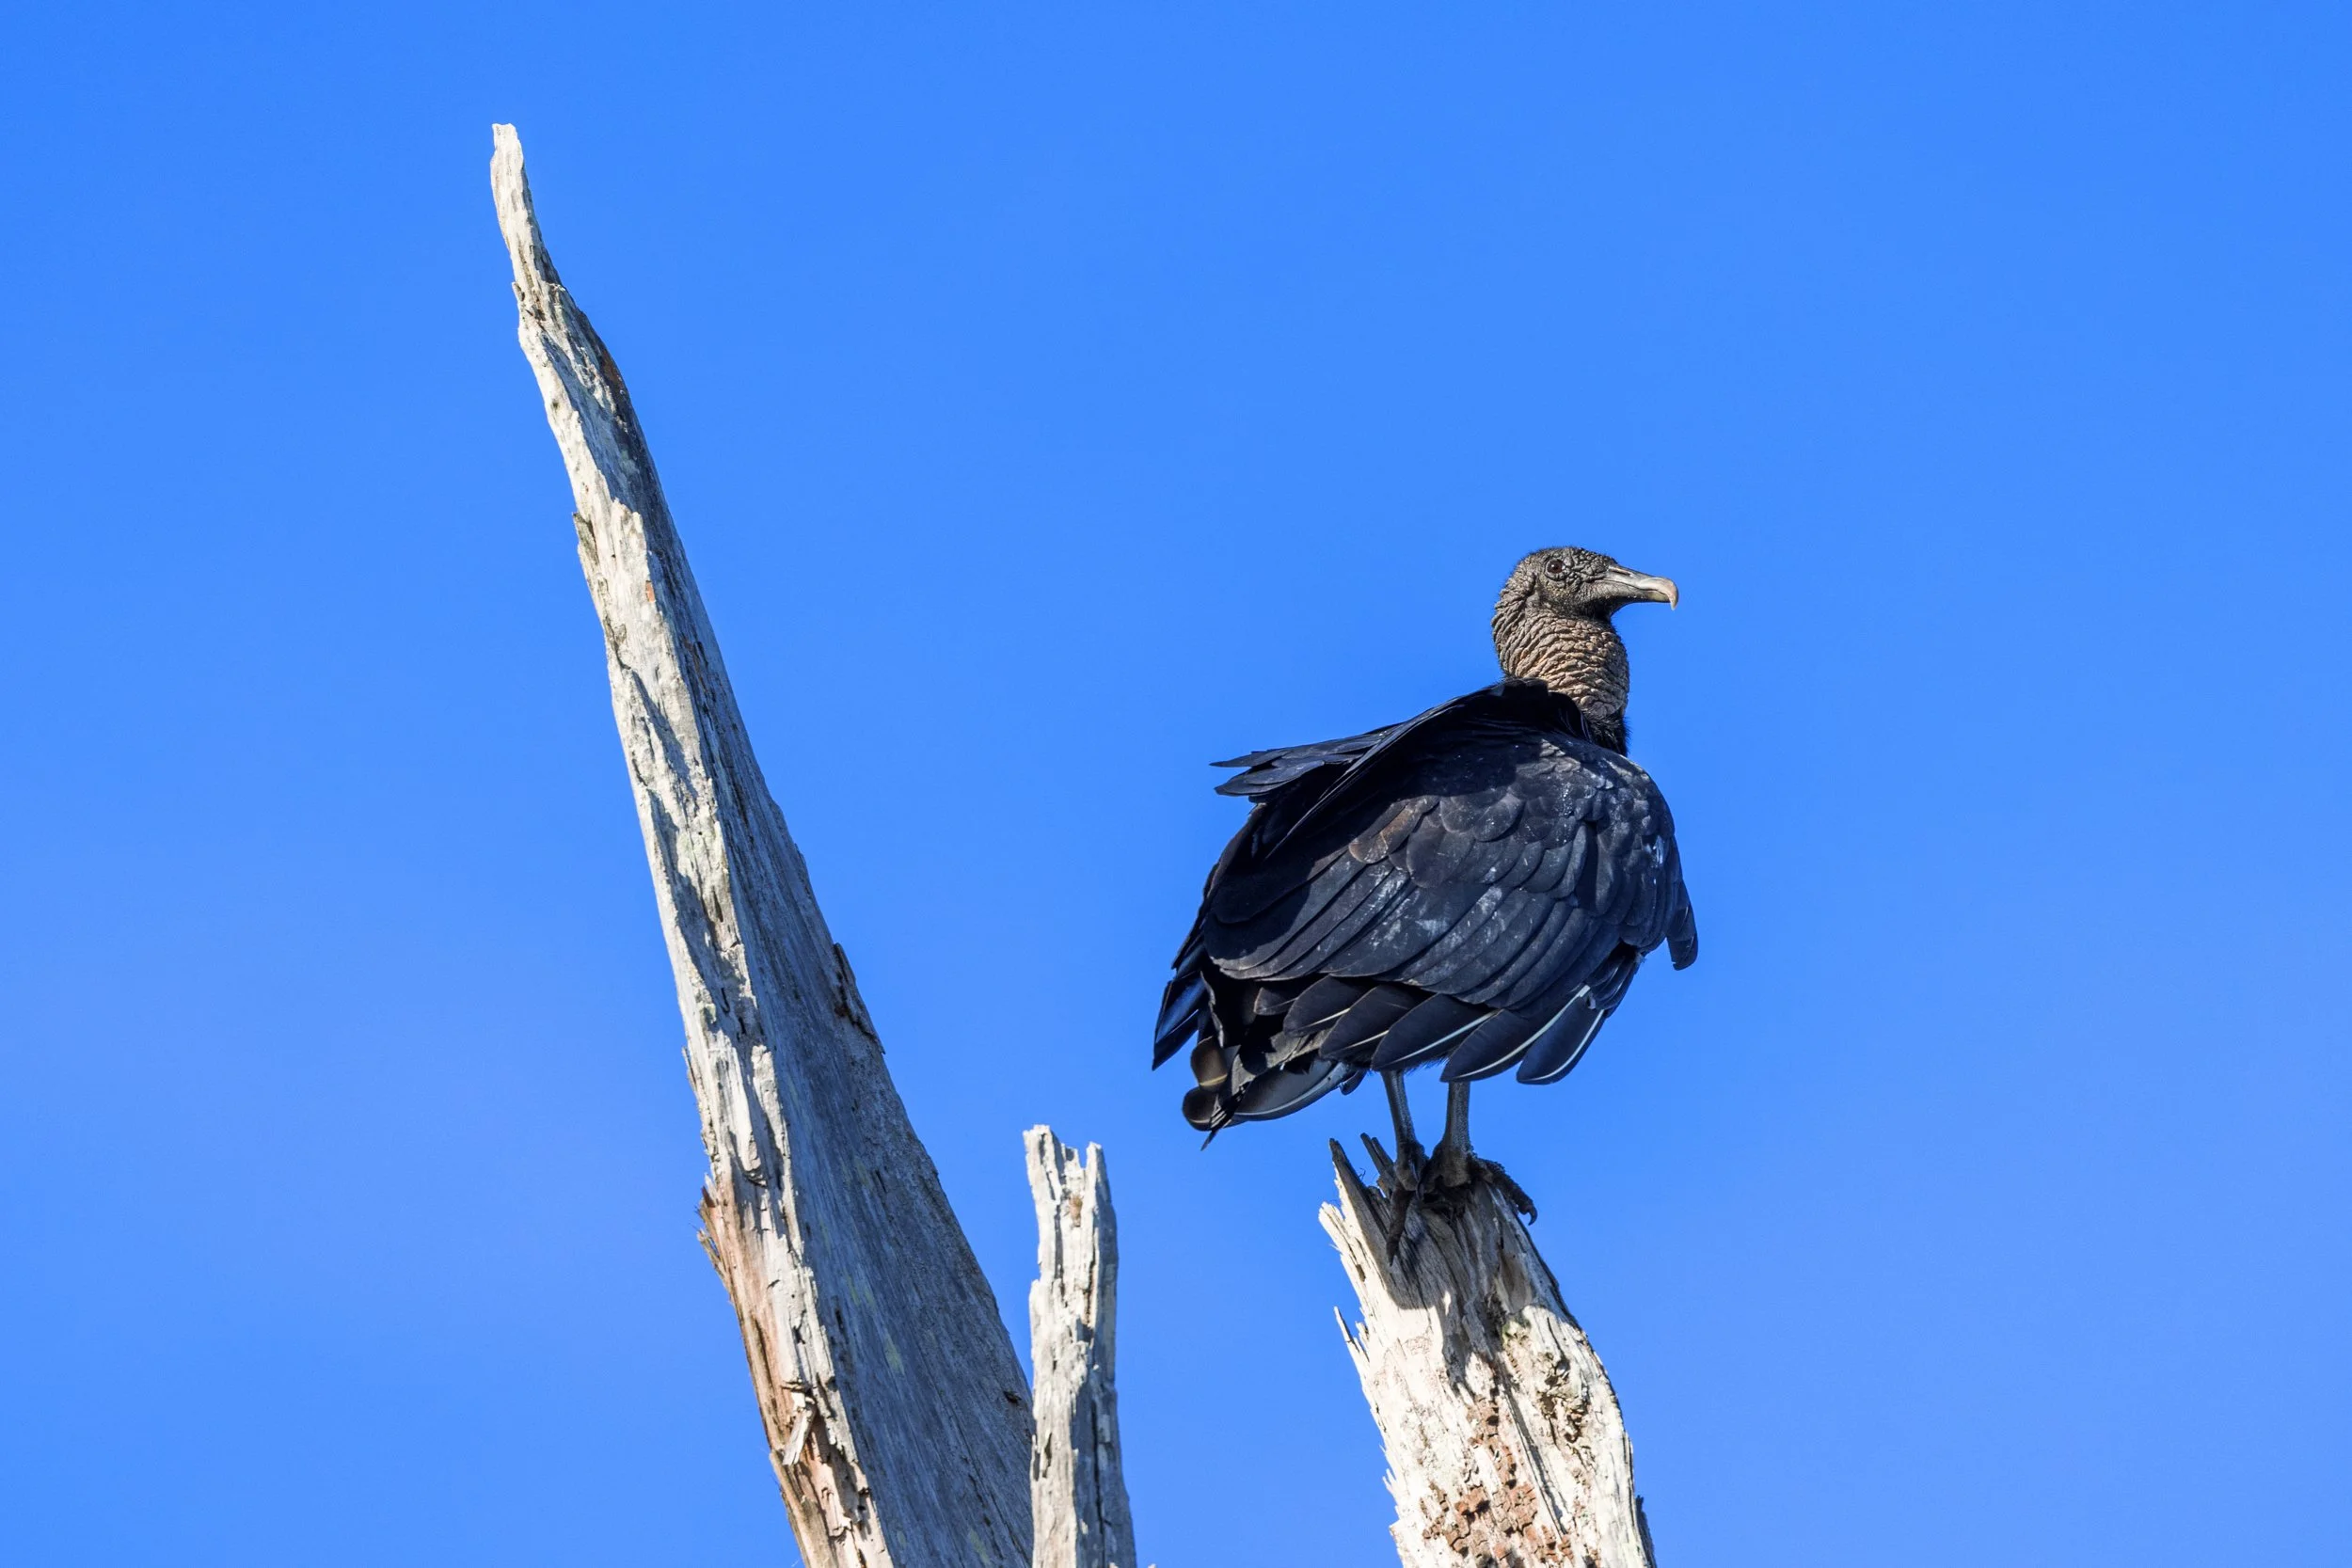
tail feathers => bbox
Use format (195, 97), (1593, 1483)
(1367, 995), (1485, 1070)
(1283, 975), (1366, 1033)
(1512, 990), (1607, 1085)
(1229, 1057), (1351, 1121)
(1514, 949), (1641, 1084)
(1181, 1083), (1228, 1131)
(1439, 947), (1637, 1082)
(1172, 946), (1654, 1129)
(1438, 1006), (1546, 1083)
(1668, 897), (1698, 970)
(1212, 726), (1399, 798)
(1152, 970), (1208, 1067)
(1315, 984), (1419, 1060)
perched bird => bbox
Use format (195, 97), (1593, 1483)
(1152, 547), (1696, 1196)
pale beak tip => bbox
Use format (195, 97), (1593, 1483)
(1596, 562), (1679, 611)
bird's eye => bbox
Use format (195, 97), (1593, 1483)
(1544, 558), (1568, 578)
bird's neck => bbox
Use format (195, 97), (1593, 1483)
(1494, 610), (1629, 751)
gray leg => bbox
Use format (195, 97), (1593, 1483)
(1432, 1080), (1473, 1188)
(1377, 1070), (1430, 1257)
(1382, 1071), (1420, 1163)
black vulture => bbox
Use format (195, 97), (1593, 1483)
(1152, 546), (1696, 1198)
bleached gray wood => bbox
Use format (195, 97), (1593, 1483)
(490, 124), (1032, 1568)
(1324, 1145), (1659, 1568)
(1023, 1129), (1136, 1568)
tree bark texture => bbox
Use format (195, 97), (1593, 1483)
(1323, 1145), (1658, 1568)
(1023, 1130), (1136, 1568)
(490, 124), (1033, 1568)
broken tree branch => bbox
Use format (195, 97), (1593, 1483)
(1024, 1129), (1136, 1568)
(490, 124), (1032, 1568)
(1324, 1144), (1658, 1568)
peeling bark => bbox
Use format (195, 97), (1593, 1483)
(491, 124), (1032, 1568)
(1024, 1130), (1136, 1568)
(1324, 1144), (1658, 1568)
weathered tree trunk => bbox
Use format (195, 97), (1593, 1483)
(1023, 1130), (1136, 1568)
(490, 125), (1033, 1568)
(1324, 1144), (1659, 1568)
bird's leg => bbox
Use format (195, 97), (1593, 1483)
(1378, 1071), (1429, 1258)
(1431, 1081), (1473, 1190)
(1382, 1071), (1424, 1185)
(1426, 1081), (1538, 1219)
(1433, 1079), (1531, 1206)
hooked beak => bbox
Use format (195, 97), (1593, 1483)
(1597, 563), (1678, 610)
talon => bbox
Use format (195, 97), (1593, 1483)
(1375, 1133), (1432, 1259)
(1393, 1133), (1427, 1189)
(1382, 1170), (1426, 1261)
(1473, 1156), (1538, 1222)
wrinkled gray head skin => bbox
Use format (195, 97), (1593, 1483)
(1491, 546), (1678, 748)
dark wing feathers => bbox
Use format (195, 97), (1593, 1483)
(1315, 983), (1420, 1060)
(1396, 883), (1519, 996)
(1528, 826), (1588, 897)
(1433, 1006), (1546, 1082)
(1401, 808), (1475, 885)
(1283, 976), (1366, 1034)
(1668, 898), (1699, 969)
(1248, 864), (1407, 976)
(1212, 725), (1403, 798)
(1152, 956), (1208, 1068)
(1473, 898), (1580, 1008)
(1311, 876), (1481, 978)
(1354, 797), (1434, 863)
(1368, 994), (1486, 1071)
(1168, 681), (1696, 1130)
(1512, 988), (1609, 1085)
(1438, 785), (1525, 842)
(1443, 889), (1558, 1004)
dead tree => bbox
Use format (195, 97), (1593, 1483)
(1327, 1145), (1659, 1568)
(492, 125), (1032, 1568)
(491, 123), (1653, 1568)
(1024, 1130), (1136, 1568)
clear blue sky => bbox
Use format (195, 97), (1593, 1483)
(2, 5), (2345, 1564)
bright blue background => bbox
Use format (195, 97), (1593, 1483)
(2, 5), (2345, 1564)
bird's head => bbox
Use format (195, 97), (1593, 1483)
(1491, 547), (1677, 742)
(1498, 546), (1678, 625)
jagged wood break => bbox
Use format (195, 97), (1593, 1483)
(1325, 1142), (1659, 1568)
(1024, 1129), (1136, 1568)
(489, 124), (1031, 1568)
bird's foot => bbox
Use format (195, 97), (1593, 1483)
(1469, 1155), (1538, 1224)
(1429, 1133), (1472, 1194)
(1391, 1132), (1427, 1191)
(1360, 1135), (1534, 1254)
(1417, 1146), (1540, 1225)
(1360, 1132), (1432, 1259)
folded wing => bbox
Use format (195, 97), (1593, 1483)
(1156, 682), (1696, 1132)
